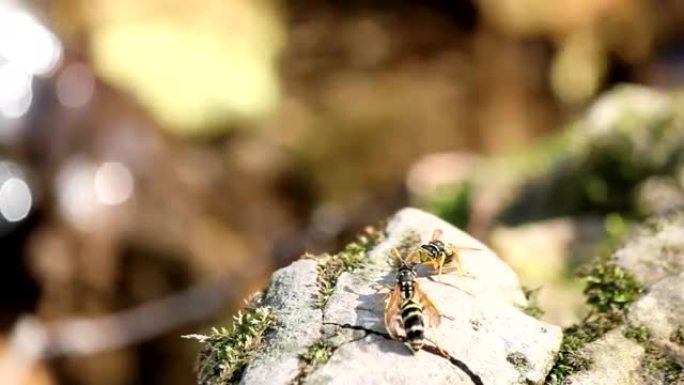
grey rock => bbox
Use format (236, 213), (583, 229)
(489, 217), (605, 327)
(628, 272), (684, 343)
(565, 216), (684, 385)
(613, 224), (684, 287)
(239, 259), (322, 385)
(305, 334), (471, 385)
(565, 330), (644, 385)
(239, 208), (562, 385)
(497, 86), (684, 225)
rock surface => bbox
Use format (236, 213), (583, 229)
(238, 208), (563, 385)
(564, 330), (644, 385)
(239, 259), (322, 385)
(564, 215), (684, 385)
(496, 85), (684, 225)
(489, 217), (605, 327)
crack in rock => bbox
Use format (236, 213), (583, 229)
(323, 322), (485, 385)
(232, 209), (561, 385)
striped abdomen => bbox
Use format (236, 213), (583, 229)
(400, 299), (425, 352)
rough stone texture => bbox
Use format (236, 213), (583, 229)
(239, 259), (322, 385)
(565, 215), (684, 385)
(566, 330), (644, 385)
(628, 272), (684, 343)
(497, 86), (684, 225)
(238, 208), (562, 385)
(489, 217), (605, 327)
(613, 224), (684, 287)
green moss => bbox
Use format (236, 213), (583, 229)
(543, 224), (646, 384)
(623, 324), (651, 344)
(546, 253), (646, 384)
(521, 286), (545, 319)
(293, 339), (334, 384)
(189, 304), (276, 385)
(671, 325), (684, 346)
(507, 352), (530, 371)
(311, 227), (383, 309)
(639, 338), (684, 383)
(581, 262), (643, 314)
(393, 229), (421, 256)
(546, 291), (636, 385)
(301, 339), (333, 369)
(593, 213), (631, 259)
(614, 320), (684, 383)
(545, 313), (625, 385)
(498, 87), (684, 224)
(422, 182), (472, 229)
(545, 345), (592, 385)
(546, 254), (645, 384)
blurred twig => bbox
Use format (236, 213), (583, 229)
(0, 276), (236, 385)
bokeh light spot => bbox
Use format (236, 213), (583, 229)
(56, 62), (95, 108)
(0, 62), (33, 118)
(94, 162), (134, 206)
(0, 9), (62, 76)
(56, 160), (99, 227)
(0, 177), (32, 222)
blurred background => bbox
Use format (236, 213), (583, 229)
(1, 0), (684, 384)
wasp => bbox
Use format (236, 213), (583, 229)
(382, 248), (450, 354)
(407, 229), (480, 278)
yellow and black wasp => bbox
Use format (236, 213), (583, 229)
(382, 248), (451, 354)
(407, 229), (481, 278)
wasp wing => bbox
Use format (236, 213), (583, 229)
(414, 282), (453, 330)
(383, 286), (403, 339)
(441, 245), (483, 274)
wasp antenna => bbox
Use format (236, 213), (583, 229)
(431, 229), (443, 241)
(390, 247), (402, 261)
(391, 247), (410, 266)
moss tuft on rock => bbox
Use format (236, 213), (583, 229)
(639, 342), (684, 383)
(545, 255), (644, 385)
(629, 330), (684, 384)
(293, 339), (335, 385)
(423, 182), (472, 229)
(581, 261), (643, 313)
(671, 325), (684, 346)
(520, 286), (545, 319)
(545, 311), (627, 384)
(506, 351), (530, 371)
(187, 301), (276, 385)
(393, 229), (422, 256)
(623, 324), (651, 344)
(310, 227), (384, 309)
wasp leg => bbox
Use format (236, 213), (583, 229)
(371, 283), (394, 292)
(449, 245), (482, 277)
(360, 283), (393, 311)
(427, 323), (448, 357)
(450, 251), (464, 276)
(440, 263), (475, 279)
(405, 249), (421, 265)
(437, 253), (446, 279)
(354, 283), (393, 313)
(421, 289), (455, 323)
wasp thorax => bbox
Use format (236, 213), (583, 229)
(421, 240), (446, 258)
(397, 266), (416, 283)
(397, 265), (417, 298)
